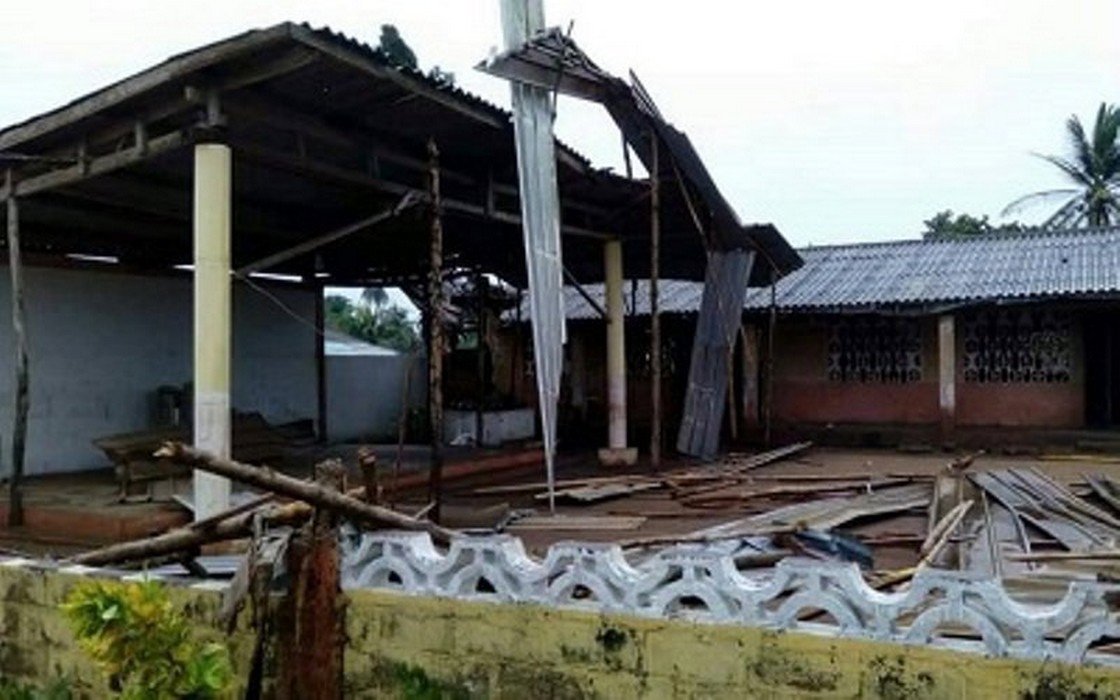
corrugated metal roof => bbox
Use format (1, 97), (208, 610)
(744, 226), (1120, 311)
(324, 330), (399, 356)
(548, 227), (1120, 320)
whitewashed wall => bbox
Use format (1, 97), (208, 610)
(0, 266), (316, 475)
(326, 352), (426, 443)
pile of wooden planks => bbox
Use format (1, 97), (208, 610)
(470, 441), (817, 506)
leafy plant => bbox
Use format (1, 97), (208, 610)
(62, 579), (231, 699)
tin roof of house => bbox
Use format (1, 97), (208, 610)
(548, 226), (1120, 319)
(324, 330), (399, 356)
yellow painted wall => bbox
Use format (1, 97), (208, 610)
(345, 589), (1120, 700)
(4, 563), (1120, 699)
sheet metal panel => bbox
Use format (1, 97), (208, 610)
(501, 0), (565, 508)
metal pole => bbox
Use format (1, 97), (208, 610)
(5, 174), (27, 526)
(192, 143), (232, 521)
(426, 138), (445, 523)
(649, 136), (662, 468)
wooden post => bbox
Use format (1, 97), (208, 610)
(358, 446), (380, 505)
(741, 325), (759, 428)
(764, 270), (777, 447)
(475, 272), (487, 446)
(277, 460), (345, 700)
(315, 283), (328, 444)
(727, 341), (738, 443)
(6, 175), (27, 527)
(938, 314), (956, 443)
(649, 136), (662, 468)
(426, 138), (445, 523)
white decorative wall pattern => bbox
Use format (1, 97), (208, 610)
(340, 531), (1120, 666)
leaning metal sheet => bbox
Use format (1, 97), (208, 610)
(501, 0), (565, 510)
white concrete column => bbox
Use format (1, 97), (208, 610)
(193, 143), (232, 520)
(599, 239), (636, 466)
(938, 314), (956, 441)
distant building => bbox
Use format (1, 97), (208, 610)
(324, 329), (400, 357)
(537, 227), (1120, 447)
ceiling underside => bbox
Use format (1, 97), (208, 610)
(0, 23), (790, 289)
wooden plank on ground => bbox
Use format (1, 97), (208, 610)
(509, 515), (647, 531)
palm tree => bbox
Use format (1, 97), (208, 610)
(1003, 103), (1120, 228)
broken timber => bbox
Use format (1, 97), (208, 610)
(277, 460), (344, 700)
(155, 442), (456, 540)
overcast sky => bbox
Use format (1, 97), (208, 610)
(1, 0), (1117, 247)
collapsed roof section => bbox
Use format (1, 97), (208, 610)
(478, 28), (803, 287)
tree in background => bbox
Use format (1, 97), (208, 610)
(378, 24), (417, 70)
(1003, 103), (1120, 228)
(921, 210), (1025, 240)
(325, 294), (419, 352)
(377, 23), (455, 85)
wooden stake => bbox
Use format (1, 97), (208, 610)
(278, 461), (344, 700)
(426, 138), (445, 523)
(392, 350), (416, 506)
(475, 271), (487, 445)
(726, 341), (738, 443)
(763, 268), (777, 447)
(6, 178), (27, 527)
(358, 446), (380, 505)
(650, 135), (662, 468)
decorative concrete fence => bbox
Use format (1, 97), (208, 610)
(341, 530), (1120, 667)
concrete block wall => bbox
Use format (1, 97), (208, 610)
(346, 589), (1120, 699)
(3, 558), (1120, 699)
(0, 266), (316, 475)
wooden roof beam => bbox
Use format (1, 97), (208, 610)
(230, 139), (612, 240)
(222, 90), (612, 221)
(1, 128), (192, 200)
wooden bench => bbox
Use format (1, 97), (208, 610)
(94, 412), (291, 502)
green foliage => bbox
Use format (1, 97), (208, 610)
(61, 579), (232, 699)
(376, 24), (455, 86)
(378, 24), (418, 70)
(921, 210), (1026, 240)
(325, 294), (419, 352)
(1004, 102), (1120, 228)
(0, 677), (72, 700)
